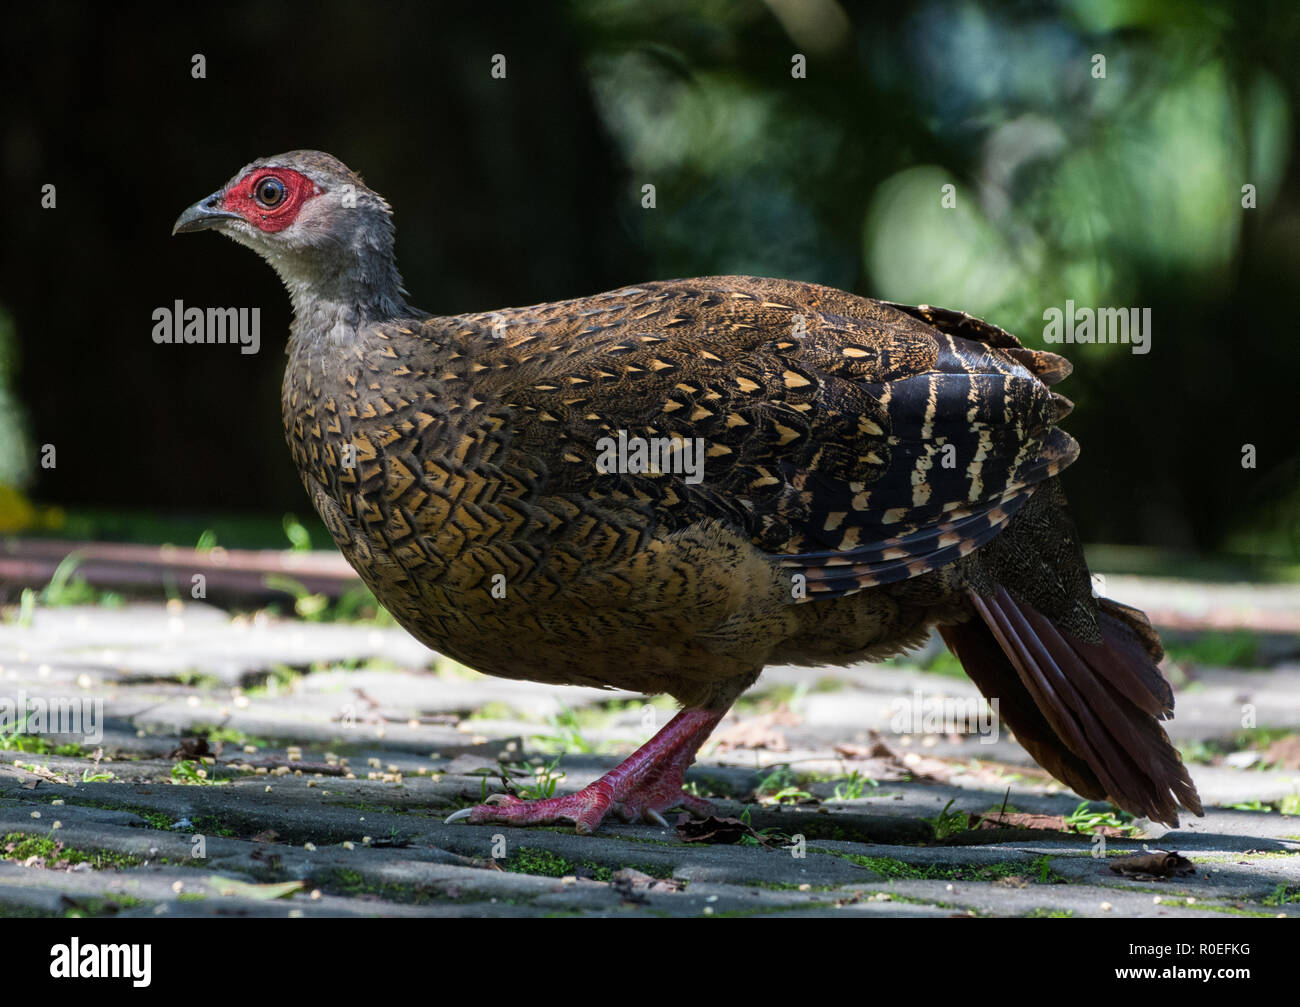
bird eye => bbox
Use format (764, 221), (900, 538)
(254, 177), (285, 208)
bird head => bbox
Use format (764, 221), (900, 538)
(173, 150), (408, 327)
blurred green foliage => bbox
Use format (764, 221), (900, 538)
(575, 0), (1300, 560)
(1, 0), (1296, 564)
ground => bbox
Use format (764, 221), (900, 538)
(1, 575), (1298, 918)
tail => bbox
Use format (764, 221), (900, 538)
(941, 483), (1202, 827)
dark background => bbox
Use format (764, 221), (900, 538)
(1, 0), (1297, 569)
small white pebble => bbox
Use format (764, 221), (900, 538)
(1186, 897), (1196, 905)
(362, 836), (372, 844)
(703, 906), (713, 915)
(172, 881), (184, 893)
(1100, 902), (1113, 911)
(288, 909), (303, 918)
(52, 821), (62, 830)
(945, 884), (954, 892)
(29, 811), (40, 819)
(706, 895), (718, 903)
(243, 745), (257, 755)
(798, 883), (810, 891)
(342, 841), (355, 851)
(1153, 896), (1162, 905)
(234, 696), (250, 708)
(265, 785), (272, 792)
(368, 758), (381, 768)
(310, 889), (321, 900)
(51, 799), (64, 806)
(304, 842), (316, 852)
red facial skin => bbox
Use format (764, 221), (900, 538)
(221, 167), (319, 232)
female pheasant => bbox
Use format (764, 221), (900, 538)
(174, 151), (1202, 833)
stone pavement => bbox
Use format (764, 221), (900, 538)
(1, 588), (1298, 918)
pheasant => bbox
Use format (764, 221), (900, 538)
(173, 151), (1202, 833)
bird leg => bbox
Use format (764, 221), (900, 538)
(446, 707), (723, 834)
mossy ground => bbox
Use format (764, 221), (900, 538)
(2, 831), (143, 870)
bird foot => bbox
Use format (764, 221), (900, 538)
(445, 707), (723, 835)
(458, 778), (713, 834)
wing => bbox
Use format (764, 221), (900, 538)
(448, 276), (1077, 598)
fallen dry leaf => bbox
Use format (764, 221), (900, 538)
(169, 736), (211, 759)
(675, 814), (767, 845)
(1263, 734), (1300, 770)
(1109, 851), (1195, 880)
(973, 812), (1066, 831)
(609, 868), (685, 902)
(833, 740), (895, 760)
(971, 812), (1128, 837)
(206, 877), (306, 900)
(711, 708), (801, 752)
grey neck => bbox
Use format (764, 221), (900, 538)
(262, 241), (415, 350)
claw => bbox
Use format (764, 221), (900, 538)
(433, 709), (724, 833)
(444, 808), (473, 824)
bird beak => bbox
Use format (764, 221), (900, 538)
(172, 191), (242, 235)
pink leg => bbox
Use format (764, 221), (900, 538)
(446, 707), (723, 835)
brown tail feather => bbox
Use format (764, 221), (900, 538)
(938, 619), (1106, 803)
(947, 585), (1202, 826)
